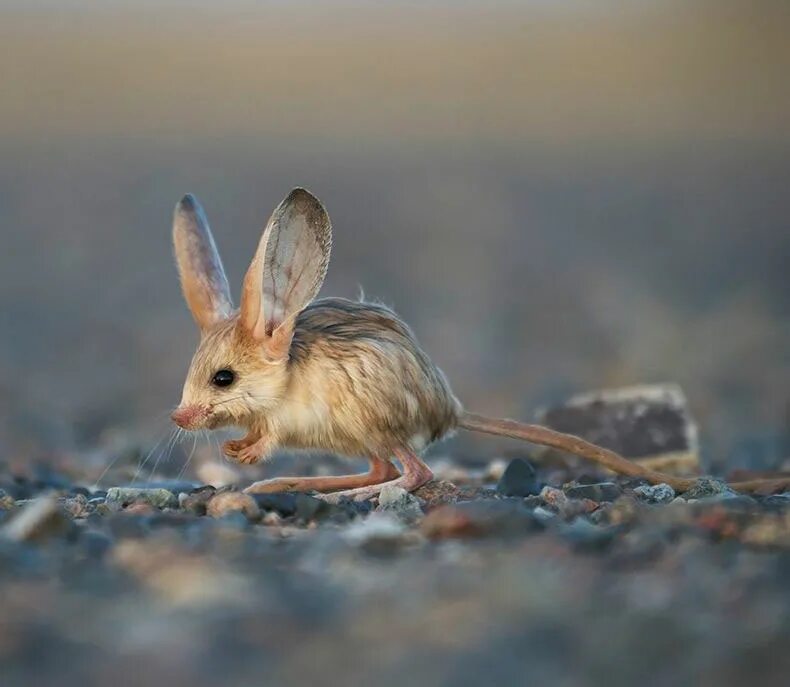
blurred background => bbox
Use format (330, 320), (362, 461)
(0, 0), (788, 473)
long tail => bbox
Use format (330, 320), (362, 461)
(458, 411), (790, 495)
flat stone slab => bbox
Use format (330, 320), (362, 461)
(537, 383), (699, 474)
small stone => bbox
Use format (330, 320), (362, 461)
(739, 513), (790, 548)
(605, 496), (641, 526)
(496, 458), (540, 497)
(540, 485), (568, 510)
(633, 483), (676, 504)
(178, 485), (217, 515)
(206, 491), (260, 521)
(565, 482), (622, 503)
(559, 519), (619, 552)
(565, 498), (600, 519)
(136, 480), (198, 495)
(261, 511), (283, 527)
(294, 494), (332, 522)
(421, 500), (544, 539)
(413, 480), (461, 507)
(123, 503), (156, 516)
(105, 512), (150, 539)
(251, 493), (298, 517)
(0, 489), (15, 511)
(215, 511), (251, 531)
(1, 496), (70, 542)
(93, 502), (114, 516)
(78, 529), (114, 559)
(761, 493), (790, 511)
(342, 513), (410, 554)
(588, 503), (612, 525)
(376, 485), (424, 522)
(294, 493), (364, 523)
(682, 477), (737, 500)
(0, 480), (32, 501)
(63, 493), (91, 518)
(532, 506), (557, 523)
(111, 539), (253, 607)
(106, 487), (178, 510)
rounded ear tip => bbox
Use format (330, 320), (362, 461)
(175, 193), (197, 213)
(286, 187), (321, 206)
(283, 188), (329, 223)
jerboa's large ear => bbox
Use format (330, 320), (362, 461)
(239, 188), (331, 355)
(172, 194), (233, 330)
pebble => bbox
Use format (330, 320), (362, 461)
(496, 458), (541, 497)
(206, 492), (261, 521)
(342, 512), (410, 553)
(376, 485), (424, 522)
(420, 500), (544, 540)
(413, 480), (461, 507)
(0, 489), (15, 511)
(63, 493), (91, 518)
(294, 494), (333, 522)
(761, 493), (790, 511)
(532, 506), (557, 523)
(106, 487), (178, 510)
(78, 529), (114, 559)
(633, 483), (676, 504)
(540, 486), (568, 510)
(105, 512), (150, 539)
(564, 482), (622, 503)
(540, 486), (597, 518)
(178, 485), (217, 515)
(1, 496), (70, 542)
(261, 511), (283, 527)
(604, 496), (641, 526)
(251, 493), (299, 517)
(559, 519), (619, 552)
(681, 477), (737, 501)
(0, 480), (32, 501)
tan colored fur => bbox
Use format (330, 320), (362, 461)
(178, 298), (461, 460)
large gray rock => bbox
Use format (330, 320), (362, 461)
(537, 383), (699, 474)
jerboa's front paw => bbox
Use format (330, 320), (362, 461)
(222, 438), (267, 465)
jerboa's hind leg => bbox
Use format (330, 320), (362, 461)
(243, 456), (400, 494)
(317, 447), (433, 503)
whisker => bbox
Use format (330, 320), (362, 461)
(177, 432), (198, 481)
(92, 450), (126, 490)
(131, 429), (172, 485)
(147, 428), (181, 482)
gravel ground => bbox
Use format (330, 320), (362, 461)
(1, 456), (789, 687)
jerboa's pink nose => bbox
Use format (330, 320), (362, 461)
(171, 406), (203, 429)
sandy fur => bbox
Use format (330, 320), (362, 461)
(179, 298), (461, 461)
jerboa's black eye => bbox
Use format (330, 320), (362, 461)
(211, 369), (235, 387)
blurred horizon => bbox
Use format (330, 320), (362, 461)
(0, 0), (788, 472)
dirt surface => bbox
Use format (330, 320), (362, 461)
(1, 454), (789, 687)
